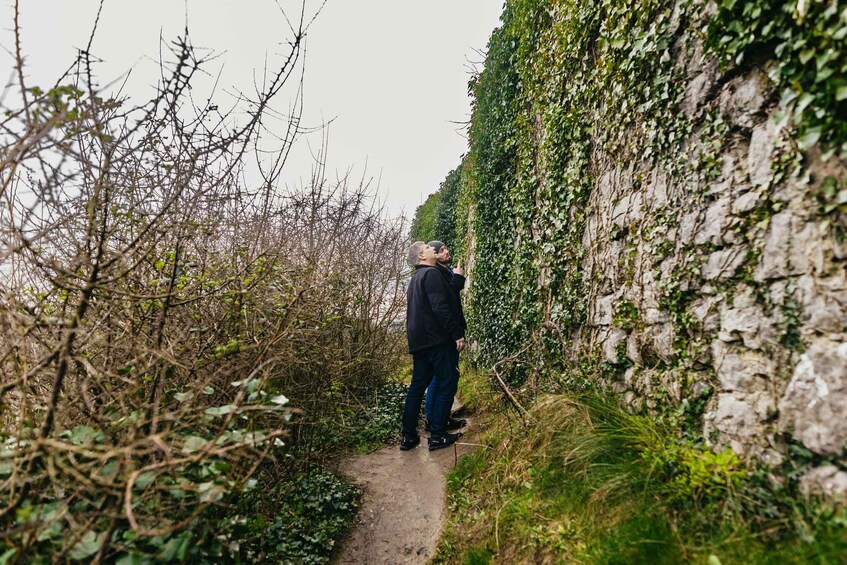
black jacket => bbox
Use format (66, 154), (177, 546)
(406, 264), (464, 353)
(436, 263), (467, 332)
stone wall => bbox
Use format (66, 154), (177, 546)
(580, 42), (847, 491)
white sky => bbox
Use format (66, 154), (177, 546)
(1, 0), (504, 218)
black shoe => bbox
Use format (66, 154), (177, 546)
(424, 418), (467, 432)
(399, 435), (420, 451)
(428, 432), (463, 451)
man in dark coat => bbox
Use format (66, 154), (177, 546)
(400, 241), (465, 451)
(423, 240), (467, 432)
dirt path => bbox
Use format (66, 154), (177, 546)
(335, 413), (473, 564)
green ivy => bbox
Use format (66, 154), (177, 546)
(707, 0), (847, 159)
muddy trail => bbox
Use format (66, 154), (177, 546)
(334, 411), (474, 564)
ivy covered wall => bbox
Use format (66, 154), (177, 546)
(421, 0), (847, 491)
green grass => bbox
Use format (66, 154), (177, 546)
(436, 371), (847, 564)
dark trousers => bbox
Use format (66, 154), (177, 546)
(402, 343), (459, 438)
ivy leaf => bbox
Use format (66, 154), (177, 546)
(270, 394), (289, 406)
(797, 128), (822, 149)
(182, 436), (207, 453)
(204, 405), (234, 416)
(835, 85), (847, 101)
(134, 471), (156, 490)
(799, 49), (814, 64)
(69, 531), (101, 560)
(772, 111), (790, 129)
(65, 425), (102, 446)
(795, 92), (815, 116)
(173, 391), (194, 403)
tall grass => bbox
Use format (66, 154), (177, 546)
(438, 371), (847, 564)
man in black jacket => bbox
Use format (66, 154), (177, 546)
(423, 240), (467, 432)
(400, 241), (465, 451)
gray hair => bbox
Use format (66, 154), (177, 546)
(407, 241), (427, 267)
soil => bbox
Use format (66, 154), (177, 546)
(335, 411), (474, 564)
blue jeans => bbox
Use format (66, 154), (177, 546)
(402, 343), (459, 438)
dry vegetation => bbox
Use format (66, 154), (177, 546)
(0, 3), (406, 560)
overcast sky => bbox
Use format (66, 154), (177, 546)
(2, 1), (503, 218)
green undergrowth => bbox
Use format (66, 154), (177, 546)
(437, 372), (847, 564)
(309, 377), (409, 454)
(172, 466), (359, 564)
(201, 374), (409, 564)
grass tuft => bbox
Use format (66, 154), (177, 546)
(437, 370), (847, 564)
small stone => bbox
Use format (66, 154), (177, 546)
(713, 393), (761, 450)
(702, 246), (748, 281)
(682, 72), (714, 119)
(778, 338), (847, 456)
(647, 324), (676, 363)
(755, 211), (792, 281)
(718, 288), (766, 349)
(691, 295), (722, 332)
(718, 73), (766, 129)
(695, 197), (731, 245)
(799, 466), (847, 500)
(602, 328), (628, 364)
(627, 333), (643, 366)
(797, 274), (847, 334)
(747, 119), (777, 188)
(732, 190), (762, 214)
(712, 340), (775, 392)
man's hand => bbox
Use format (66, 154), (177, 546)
(456, 337), (465, 352)
(453, 266), (464, 276)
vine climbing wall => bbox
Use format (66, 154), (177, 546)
(431, 0), (847, 493)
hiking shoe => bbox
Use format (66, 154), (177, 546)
(427, 432), (463, 451)
(424, 418), (467, 432)
(399, 435), (420, 451)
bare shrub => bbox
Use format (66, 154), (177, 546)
(0, 4), (406, 560)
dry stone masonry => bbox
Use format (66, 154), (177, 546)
(581, 47), (847, 491)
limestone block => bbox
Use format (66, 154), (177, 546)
(627, 333), (643, 366)
(695, 196), (731, 245)
(732, 190), (763, 214)
(797, 274), (847, 334)
(624, 366), (638, 388)
(592, 291), (621, 326)
(597, 170), (617, 203)
(723, 150), (749, 188)
(639, 271), (665, 322)
(679, 209), (702, 244)
(755, 211), (792, 281)
(682, 72), (714, 119)
(691, 295), (722, 332)
(772, 172), (810, 204)
(747, 119), (778, 188)
(643, 308), (668, 325)
(702, 246), (748, 281)
(645, 169), (670, 208)
(712, 340), (775, 392)
(778, 338), (847, 456)
(601, 327), (628, 364)
(788, 221), (819, 275)
(718, 287), (772, 349)
(713, 393), (761, 453)
(799, 466), (847, 499)
(719, 73), (766, 129)
(611, 192), (644, 229)
(646, 323), (676, 363)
